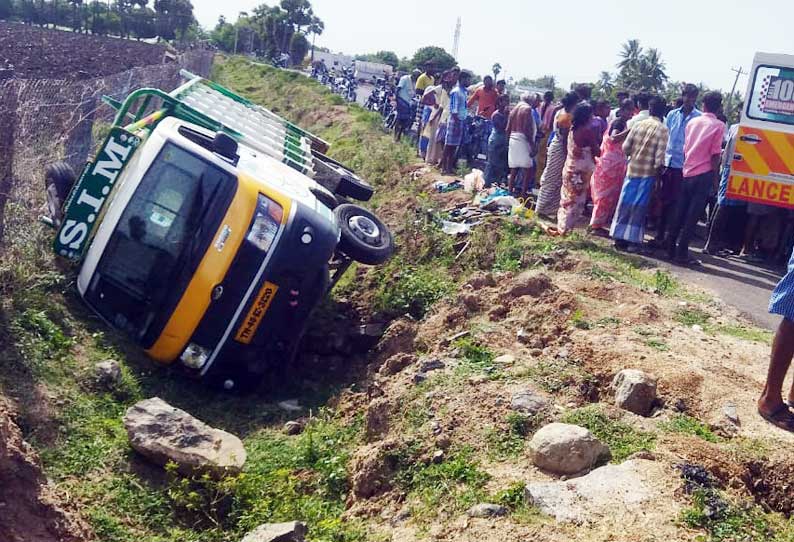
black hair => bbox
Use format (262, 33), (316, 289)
(682, 83), (700, 98)
(483, 75), (493, 82)
(543, 90), (554, 101)
(649, 96), (667, 119)
(616, 90), (629, 99)
(575, 84), (592, 100)
(635, 92), (650, 109)
(561, 91), (579, 110)
(702, 91), (723, 113)
(496, 79), (506, 85)
(571, 103), (593, 130)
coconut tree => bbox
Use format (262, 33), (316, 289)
(492, 62), (502, 80)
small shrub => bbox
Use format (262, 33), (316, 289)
(374, 264), (453, 319)
(571, 309), (592, 330)
(645, 338), (669, 351)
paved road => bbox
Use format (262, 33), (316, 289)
(643, 242), (784, 330)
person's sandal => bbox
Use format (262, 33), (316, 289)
(759, 404), (794, 432)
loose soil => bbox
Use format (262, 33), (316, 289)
(0, 21), (166, 79)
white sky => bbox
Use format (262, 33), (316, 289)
(192, 0), (794, 94)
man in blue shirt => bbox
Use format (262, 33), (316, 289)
(441, 70), (471, 174)
(654, 84), (701, 245)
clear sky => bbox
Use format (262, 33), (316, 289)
(193, 0), (794, 94)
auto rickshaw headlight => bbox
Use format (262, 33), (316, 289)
(180, 343), (211, 369)
(246, 194), (282, 252)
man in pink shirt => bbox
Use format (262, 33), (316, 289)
(665, 91), (726, 264)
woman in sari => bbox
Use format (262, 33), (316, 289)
(589, 99), (633, 234)
(419, 85), (439, 159)
(554, 103), (600, 235)
(536, 92), (579, 220)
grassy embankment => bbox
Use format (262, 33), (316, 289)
(0, 55), (790, 542)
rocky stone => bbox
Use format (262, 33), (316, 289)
(528, 423), (610, 475)
(373, 318), (418, 364)
(525, 459), (661, 523)
(494, 354), (515, 365)
(412, 373), (427, 385)
(611, 369), (657, 417)
(510, 389), (549, 416)
(364, 398), (392, 440)
(488, 304), (509, 321)
(516, 328), (531, 344)
(240, 521), (307, 542)
(123, 398), (246, 477)
(507, 272), (554, 298)
(93, 359), (123, 390)
(468, 375), (488, 385)
(467, 503), (507, 518)
(379, 353), (417, 376)
(283, 421), (304, 436)
(466, 272), (497, 290)
(432, 450), (445, 464)
(419, 359), (446, 372)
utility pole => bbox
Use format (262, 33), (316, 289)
(452, 17), (461, 60)
(726, 66), (746, 122)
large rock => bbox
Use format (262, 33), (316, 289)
(528, 423), (609, 475)
(612, 369), (657, 417)
(123, 397), (246, 477)
(467, 503), (507, 518)
(240, 521), (307, 542)
(525, 459), (662, 523)
(94, 359), (123, 389)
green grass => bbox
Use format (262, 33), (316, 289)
(660, 414), (720, 443)
(395, 446), (490, 520)
(561, 406), (656, 462)
(715, 325), (773, 345)
(682, 489), (794, 542)
(675, 307), (712, 327)
(484, 413), (538, 460)
(373, 262), (454, 319)
(645, 338), (669, 352)
(571, 309), (592, 330)
(454, 337), (496, 374)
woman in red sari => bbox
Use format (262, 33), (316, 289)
(553, 103), (601, 235)
(589, 99), (633, 234)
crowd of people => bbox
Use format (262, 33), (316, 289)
(396, 65), (794, 269)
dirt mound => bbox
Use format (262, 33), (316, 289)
(0, 21), (166, 79)
(744, 460), (794, 516)
(0, 399), (88, 542)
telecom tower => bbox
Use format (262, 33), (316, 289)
(452, 17), (461, 60)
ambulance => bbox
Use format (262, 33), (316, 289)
(728, 52), (794, 207)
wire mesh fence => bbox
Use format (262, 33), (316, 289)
(0, 50), (213, 246)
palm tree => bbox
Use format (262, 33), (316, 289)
(618, 39), (642, 72)
(641, 48), (668, 91)
(492, 62), (502, 80)
(597, 71), (614, 96)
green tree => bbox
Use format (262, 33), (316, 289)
(616, 40), (668, 92)
(492, 62), (502, 80)
(410, 46), (456, 72)
(355, 50), (399, 68)
(288, 31), (308, 65)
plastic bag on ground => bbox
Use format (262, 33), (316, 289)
(463, 169), (485, 193)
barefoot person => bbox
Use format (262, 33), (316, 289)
(759, 258), (794, 431)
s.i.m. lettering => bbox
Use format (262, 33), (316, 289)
(54, 128), (139, 259)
